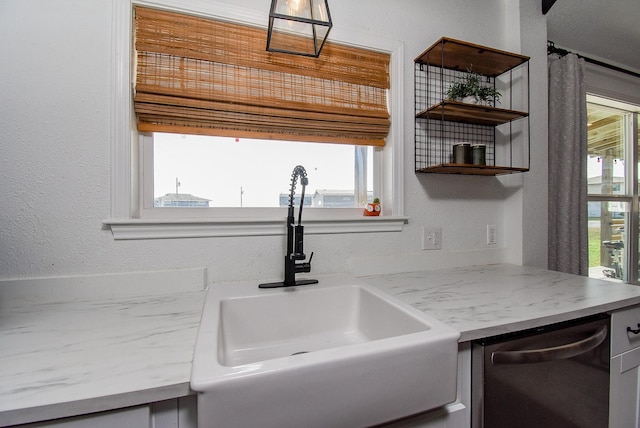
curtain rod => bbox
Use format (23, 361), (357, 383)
(547, 41), (640, 79)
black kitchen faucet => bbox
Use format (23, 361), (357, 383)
(259, 165), (318, 288)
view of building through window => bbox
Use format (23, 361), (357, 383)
(152, 133), (374, 208)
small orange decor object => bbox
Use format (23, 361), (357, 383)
(364, 198), (381, 216)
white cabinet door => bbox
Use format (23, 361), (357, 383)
(17, 406), (150, 428)
(152, 396), (198, 428)
(610, 347), (640, 427)
(610, 305), (640, 428)
(17, 396), (198, 428)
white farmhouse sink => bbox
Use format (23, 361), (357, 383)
(190, 274), (460, 428)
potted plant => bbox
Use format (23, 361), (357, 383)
(445, 68), (501, 106)
(364, 197), (381, 216)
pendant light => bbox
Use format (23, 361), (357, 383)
(266, 0), (332, 57)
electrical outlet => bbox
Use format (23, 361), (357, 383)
(423, 227), (442, 250)
(487, 224), (497, 245)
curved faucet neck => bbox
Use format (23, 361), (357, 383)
(288, 165), (308, 222)
(289, 165), (308, 206)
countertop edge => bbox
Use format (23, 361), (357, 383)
(458, 297), (640, 342)
(1, 383), (193, 427)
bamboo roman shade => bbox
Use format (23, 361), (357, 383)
(133, 7), (390, 146)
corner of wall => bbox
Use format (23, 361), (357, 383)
(519, 0), (549, 268)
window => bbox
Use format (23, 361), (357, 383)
(148, 133), (374, 210)
(587, 95), (640, 283)
(106, 1), (405, 239)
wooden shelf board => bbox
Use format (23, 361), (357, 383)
(416, 101), (528, 126)
(414, 37), (529, 77)
(417, 164), (529, 176)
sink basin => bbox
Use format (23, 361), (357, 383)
(191, 274), (460, 428)
(217, 280), (435, 366)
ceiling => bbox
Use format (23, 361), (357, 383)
(546, 0), (640, 74)
(546, 0), (639, 158)
(587, 104), (624, 158)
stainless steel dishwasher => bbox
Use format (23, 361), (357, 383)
(472, 314), (610, 428)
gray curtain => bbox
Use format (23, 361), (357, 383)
(548, 53), (588, 275)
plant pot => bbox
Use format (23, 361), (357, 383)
(462, 95), (480, 104)
(364, 202), (381, 216)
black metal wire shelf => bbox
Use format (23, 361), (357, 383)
(414, 37), (531, 176)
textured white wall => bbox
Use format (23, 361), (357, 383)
(518, 0), (549, 268)
(0, 0), (548, 285)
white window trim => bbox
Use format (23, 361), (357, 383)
(585, 93), (640, 284)
(104, 0), (406, 240)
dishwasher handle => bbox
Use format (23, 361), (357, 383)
(491, 325), (608, 365)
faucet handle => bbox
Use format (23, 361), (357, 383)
(295, 252), (314, 274)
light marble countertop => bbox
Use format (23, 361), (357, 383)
(0, 269), (206, 427)
(4, 264), (640, 426)
(361, 263), (640, 342)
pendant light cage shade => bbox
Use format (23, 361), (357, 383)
(267, 0), (332, 57)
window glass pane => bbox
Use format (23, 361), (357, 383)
(153, 133), (373, 208)
(587, 103), (626, 195)
(588, 201), (627, 281)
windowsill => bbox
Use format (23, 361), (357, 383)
(103, 216), (409, 240)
